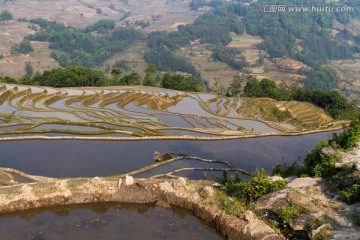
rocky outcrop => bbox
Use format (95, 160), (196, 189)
(255, 174), (360, 239)
(0, 177), (285, 240)
(290, 212), (324, 231)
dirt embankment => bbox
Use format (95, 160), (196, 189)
(0, 176), (284, 240)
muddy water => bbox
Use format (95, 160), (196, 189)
(0, 131), (336, 178)
(0, 203), (223, 240)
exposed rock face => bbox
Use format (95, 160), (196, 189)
(0, 177), (285, 240)
(290, 212), (324, 231)
(255, 174), (360, 240)
(240, 211), (286, 240)
(287, 177), (322, 189)
(338, 144), (360, 170)
(255, 189), (291, 211)
(310, 224), (331, 239)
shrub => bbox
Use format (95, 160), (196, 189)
(0, 10), (13, 21)
(275, 206), (300, 227)
(245, 170), (287, 201)
(304, 140), (340, 178)
(11, 39), (33, 54)
(332, 120), (360, 150)
(341, 182), (360, 204)
(215, 190), (245, 217)
(223, 169), (286, 202)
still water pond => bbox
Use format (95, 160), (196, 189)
(0, 203), (222, 240)
(0, 131), (336, 178)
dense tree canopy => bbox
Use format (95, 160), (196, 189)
(0, 76), (17, 84)
(144, 47), (200, 78)
(237, 0), (359, 67)
(161, 73), (203, 92)
(211, 46), (248, 70)
(11, 39), (33, 54)
(84, 19), (115, 33)
(2, 65), (204, 93)
(28, 66), (107, 87)
(304, 67), (340, 91)
(234, 77), (357, 120)
(26, 19), (143, 68)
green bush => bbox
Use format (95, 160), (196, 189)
(245, 170), (287, 201)
(0, 10), (13, 21)
(223, 169), (286, 202)
(11, 39), (33, 54)
(333, 120), (360, 150)
(275, 206), (300, 227)
(304, 140), (340, 178)
(341, 182), (360, 204)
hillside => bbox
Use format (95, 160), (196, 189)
(0, 0), (359, 100)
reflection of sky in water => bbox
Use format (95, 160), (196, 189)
(0, 204), (222, 240)
(198, 117), (218, 128)
(0, 131), (335, 178)
(162, 129), (217, 137)
(167, 97), (278, 132)
(157, 114), (194, 128)
(105, 103), (153, 119)
(196, 93), (218, 102)
(168, 97), (215, 116)
(0, 101), (17, 114)
(65, 89), (84, 96)
(0, 86), (296, 133)
(49, 98), (72, 110)
(123, 102), (161, 115)
(0, 124), (31, 131)
(184, 116), (206, 128)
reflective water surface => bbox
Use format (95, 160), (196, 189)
(0, 203), (223, 240)
(0, 131), (336, 178)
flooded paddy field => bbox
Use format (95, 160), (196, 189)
(0, 203), (223, 240)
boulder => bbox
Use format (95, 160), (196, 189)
(125, 176), (134, 186)
(177, 177), (187, 188)
(310, 224), (330, 239)
(321, 147), (335, 156)
(289, 212), (324, 230)
(203, 186), (215, 197)
(270, 176), (284, 181)
(287, 177), (321, 189)
(240, 210), (287, 240)
(255, 189), (291, 211)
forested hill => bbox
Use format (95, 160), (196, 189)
(0, 0), (360, 98)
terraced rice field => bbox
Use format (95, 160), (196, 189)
(0, 84), (337, 139)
